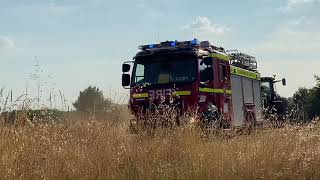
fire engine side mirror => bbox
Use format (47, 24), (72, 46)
(122, 74), (131, 87)
(122, 64), (131, 73)
(282, 78), (286, 86)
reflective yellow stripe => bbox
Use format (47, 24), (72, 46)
(230, 66), (261, 80)
(209, 53), (230, 62)
(173, 91), (191, 96)
(199, 88), (224, 93)
(132, 93), (148, 98)
(133, 89), (231, 98)
(226, 90), (232, 94)
(199, 88), (232, 94)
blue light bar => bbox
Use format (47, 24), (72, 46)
(139, 39), (200, 50)
(171, 41), (177, 47)
(190, 38), (200, 45)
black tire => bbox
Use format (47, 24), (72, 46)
(244, 111), (256, 133)
(129, 119), (139, 134)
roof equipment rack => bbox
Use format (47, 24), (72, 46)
(226, 50), (257, 71)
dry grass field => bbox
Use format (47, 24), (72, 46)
(0, 116), (319, 179)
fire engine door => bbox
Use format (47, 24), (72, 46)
(218, 62), (231, 114)
(199, 57), (214, 85)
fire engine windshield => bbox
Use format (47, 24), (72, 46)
(133, 57), (197, 86)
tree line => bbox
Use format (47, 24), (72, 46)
(280, 75), (320, 123)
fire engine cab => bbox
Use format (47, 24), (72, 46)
(122, 39), (284, 128)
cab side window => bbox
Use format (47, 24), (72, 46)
(220, 64), (227, 81)
(135, 64), (145, 83)
(200, 57), (214, 83)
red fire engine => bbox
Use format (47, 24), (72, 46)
(122, 39), (285, 129)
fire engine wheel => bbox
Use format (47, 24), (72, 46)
(244, 111), (256, 133)
(129, 118), (140, 134)
(129, 108), (181, 134)
(129, 116), (154, 134)
(201, 113), (222, 135)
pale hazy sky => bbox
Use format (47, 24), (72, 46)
(0, 0), (319, 108)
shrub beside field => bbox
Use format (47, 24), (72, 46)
(0, 119), (319, 179)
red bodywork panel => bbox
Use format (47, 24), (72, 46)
(128, 58), (234, 126)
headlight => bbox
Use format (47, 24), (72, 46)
(130, 119), (137, 125)
(199, 95), (206, 103)
(190, 117), (196, 123)
(207, 103), (217, 112)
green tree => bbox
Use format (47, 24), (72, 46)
(73, 86), (112, 114)
(289, 75), (320, 122)
(306, 75), (320, 119)
(315, 75), (320, 88)
(290, 87), (310, 122)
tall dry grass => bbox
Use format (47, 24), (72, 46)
(7, 58), (320, 179)
(0, 119), (319, 179)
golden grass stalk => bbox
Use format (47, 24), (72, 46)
(0, 119), (319, 179)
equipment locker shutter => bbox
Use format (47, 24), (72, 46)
(231, 75), (244, 126)
(242, 78), (254, 104)
(253, 80), (262, 121)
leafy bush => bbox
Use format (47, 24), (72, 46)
(73, 86), (115, 120)
(289, 75), (320, 122)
